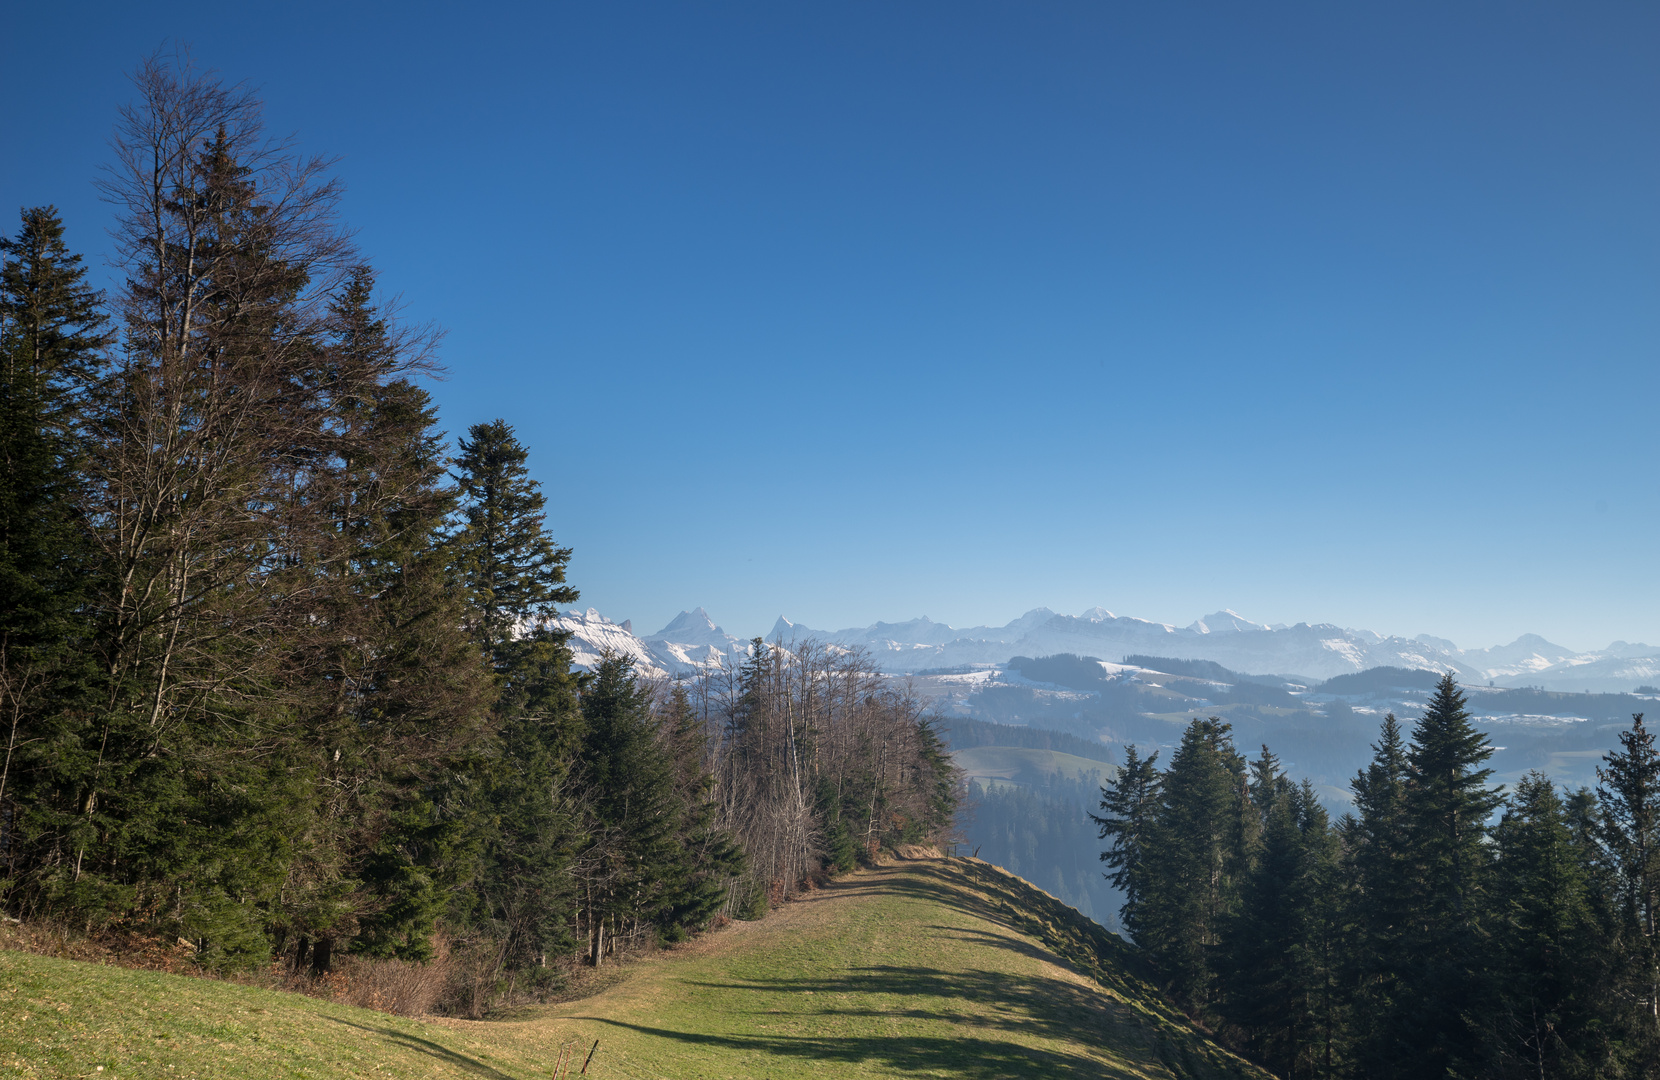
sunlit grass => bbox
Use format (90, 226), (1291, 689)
(1, 858), (1265, 1080)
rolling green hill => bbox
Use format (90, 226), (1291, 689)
(1, 855), (1264, 1080)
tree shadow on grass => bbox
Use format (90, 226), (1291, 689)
(671, 964), (1158, 1066)
(719, 861), (1239, 1079)
(857, 861), (1072, 938)
(921, 922), (1079, 970)
(322, 1017), (522, 1079)
(579, 1017), (1153, 1080)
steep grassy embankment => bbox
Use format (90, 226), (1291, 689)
(1, 856), (1266, 1080)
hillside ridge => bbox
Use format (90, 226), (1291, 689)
(1, 855), (1264, 1079)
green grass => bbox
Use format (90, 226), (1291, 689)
(1, 858), (1266, 1080)
(952, 745), (1115, 790)
(0, 952), (562, 1080)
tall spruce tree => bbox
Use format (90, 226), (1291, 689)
(654, 681), (744, 940)
(576, 655), (688, 966)
(1490, 772), (1603, 1079)
(1093, 743), (1162, 943)
(446, 418), (585, 978)
(1395, 674), (1503, 1078)
(307, 271), (494, 968)
(451, 419), (577, 663)
(1598, 713), (1660, 1047)
(66, 60), (355, 959)
(1225, 777), (1345, 1079)
(1142, 718), (1249, 1013)
(1346, 713), (1416, 1077)
(0, 207), (108, 902)
(1226, 767), (1306, 1073)
(0, 206), (106, 655)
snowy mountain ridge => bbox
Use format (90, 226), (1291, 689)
(549, 605), (1660, 693)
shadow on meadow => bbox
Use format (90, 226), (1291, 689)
(323, 1017), (520, 1079)
(678, 962), (1151, 1047)
(558, 858), (1252, 1080)
(660, 857), (1239, 1079)
(577, 957), (1212, 1078)
(583, 1015), (1151, 1080)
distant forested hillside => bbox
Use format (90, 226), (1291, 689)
(943, 715), (1115, 761)
(941, 718), (1122, 929)
(962, 775), (1122, 930)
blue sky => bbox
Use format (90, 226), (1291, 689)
(5, 3), (1657, 651)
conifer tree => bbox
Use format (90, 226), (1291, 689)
(1395, 674), (1503, 1078)
(1296, 780), (1350, 1080)
(1142, 718), (1248, 1012)
(52, 56), (356, 958)
(1346, 713), (1416, 1076)
(576, 655), (687, 965)
(0, 207), (106, 658)
(654, 681), (744, 939)
(450, 419), (577, 663)
(1490, 772), (1602, 1078)
(302, 270), (494, 967)
(0, 206), (108, 865)
(446, 418), (585, 977)
(1094, 744), (1163, 943)
(1225, 778), (1344, 1078)
(1226, 775), (1308, 1073)
(1598, 713), (1660, 1045)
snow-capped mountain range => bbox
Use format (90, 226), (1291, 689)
(549, 606), (1660, 693)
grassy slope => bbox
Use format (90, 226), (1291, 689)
(1, 857), (1266, 1080)
(953, 745), (1115, 788)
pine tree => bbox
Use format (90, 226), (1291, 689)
(1346, 713), (1415, 1076)
(0, 207), (108, 898)
(450, 419), (577, 663)
(303, 272), (495, 967)
(0, 206), (106, 654)
(1226, 775), (1308, 1074)
(1142, 718), (1249, 1013)
(1296, 781), (1350, 1080)
(444, 417), (586, 980)
(1598, 712), (1660, 1048)
(1561, 786), (1632, 1076)
(1094, 744), (1163, 942)
(576, 655), (688, 966)
(1490, 772), (1601, 1078)
(1395, 674), (1503, 1078)
(56, 61), (355, 958)
(1250, 743), (1290, 816)
(1225, 778), (1345, 1079)
(654, 681), (744, 940)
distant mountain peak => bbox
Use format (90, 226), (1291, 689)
(1190, 610), (1269, 634)
(653, 607), (720, 637)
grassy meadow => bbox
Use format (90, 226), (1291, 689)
(1, 856), (1264, 1080)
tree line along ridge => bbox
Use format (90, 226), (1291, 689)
(1096, 672), (1660, 1079)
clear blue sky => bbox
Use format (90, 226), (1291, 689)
(6, 3), (1657, 651)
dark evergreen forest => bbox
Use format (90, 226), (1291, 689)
(0, 56), (955, 1012)
(1097, 673), (1660, 1079)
